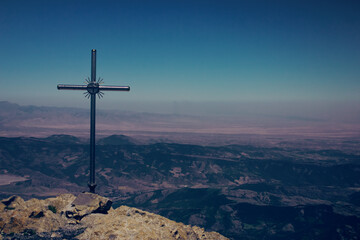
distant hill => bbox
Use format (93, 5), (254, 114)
(97, 134), (137, 145)
(45, 134), (82, 144)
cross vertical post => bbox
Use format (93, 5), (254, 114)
(57, 49), (130, 193)
(89, 49), (97, 193)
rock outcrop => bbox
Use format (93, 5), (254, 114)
(0, 193), (228, 240)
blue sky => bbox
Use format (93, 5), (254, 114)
(0, 0), (359, 113)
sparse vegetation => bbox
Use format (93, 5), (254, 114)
(48, 205), (57, 213)
(22, 228), (36, 236)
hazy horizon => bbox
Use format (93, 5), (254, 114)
(2, 98), (359, 121)
(1, 100), (359, 146)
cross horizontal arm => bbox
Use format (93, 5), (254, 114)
(99, 85), (130, 91)
(57, 84), (87, 90)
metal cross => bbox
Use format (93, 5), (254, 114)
(57, 49), (130, 193)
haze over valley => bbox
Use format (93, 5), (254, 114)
(1, 101), (359, 147)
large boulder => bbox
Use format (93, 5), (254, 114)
(0, 194), (73, 234)
(0, 193), (111, 235)
(63, 192), (112, 220)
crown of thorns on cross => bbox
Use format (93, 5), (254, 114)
(84, 77), (105, 99)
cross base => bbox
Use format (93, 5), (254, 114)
(88, 183), (97, 193)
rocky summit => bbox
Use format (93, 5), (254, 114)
(0, 193), (228, 240)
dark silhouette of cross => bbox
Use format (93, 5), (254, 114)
(57, 49), (130, 193)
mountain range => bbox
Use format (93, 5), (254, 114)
(0, 134), (359, 239)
